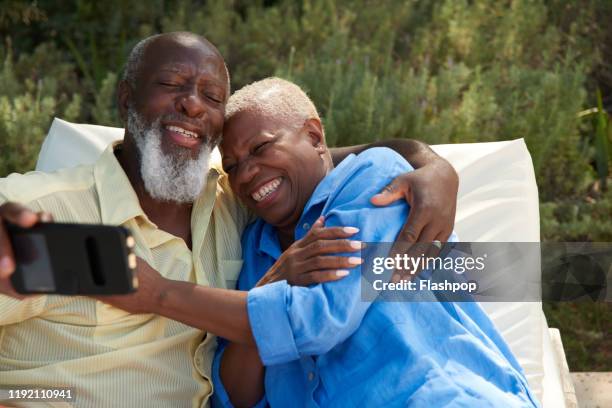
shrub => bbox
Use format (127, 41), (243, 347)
(0, 43), (81, 175)
(0, 0), (608, 204)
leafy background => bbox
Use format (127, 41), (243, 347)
(1, 0), (610, 370)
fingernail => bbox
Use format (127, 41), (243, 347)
(349, 241), (363, 249)
(343, 227), (359, 234)
(336, 270), (350, 277)
(21, 211), (37, 224)
(40, 212), (52, 222)
(0, 256), (14, 276)
(348, 257), (363, 265)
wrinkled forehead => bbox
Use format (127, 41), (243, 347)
(141, 35), (228, 84)
(221, 109), (295, 153)
(220, 110), (266, 154)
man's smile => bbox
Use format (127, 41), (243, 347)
(162, 122), (206, 149)
(166, 125), (200, 139)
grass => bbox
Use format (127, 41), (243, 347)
(543, 302), (611, 371)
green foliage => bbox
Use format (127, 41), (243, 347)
(543, 302), (611, 371)
(541, 189), (612, 242)
(268, 0), (598, 201)
(0, 1), (45, 28)
(0, 0), (610, 372)
(0, 0), (608, 209)
(0, 43), (81, 175)
(594, 90), (610, 190)
(91, 72), (119, 126)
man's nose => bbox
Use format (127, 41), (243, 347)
(177, 92), (206, 118)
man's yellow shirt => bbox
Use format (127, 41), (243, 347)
(0, 143), (250, 408)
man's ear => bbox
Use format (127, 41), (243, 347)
(117, 80), (132, 124)
(304, 118), (326, 154)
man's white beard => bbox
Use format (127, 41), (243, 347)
(127, 109), (212, 204)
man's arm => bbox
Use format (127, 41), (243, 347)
(329, 138), (435, 168)
(330, 139), (458, 244)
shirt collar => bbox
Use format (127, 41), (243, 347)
(253, 153), (359, 259)
(256, 221), (283, 259)
(94, 142), (146, 225)
(301, 153), (357, 216)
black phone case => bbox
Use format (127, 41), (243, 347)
(8, 222), (138, 295)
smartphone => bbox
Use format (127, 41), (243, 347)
(7, 222), (138, 295)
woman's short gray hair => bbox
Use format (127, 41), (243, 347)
(225, 77), (320, 130)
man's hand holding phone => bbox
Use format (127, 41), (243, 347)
(0, 201), (137, 297)
(0, 202), (53, 298)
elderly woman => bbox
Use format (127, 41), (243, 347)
(210, 77), (538, 407)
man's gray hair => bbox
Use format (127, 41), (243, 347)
(123, 34), (161, 88)
(225, 77), (320, 130)
(122, 32), (230, 93)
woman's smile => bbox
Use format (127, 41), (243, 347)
(250, 176), (285, 208)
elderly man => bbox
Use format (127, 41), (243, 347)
(0, 32), (458, 407)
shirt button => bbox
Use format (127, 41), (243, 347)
(303, 223), (311, 230)
(308, 372), (315, 381)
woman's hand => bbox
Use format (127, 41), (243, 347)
(256, 217), (364, 287)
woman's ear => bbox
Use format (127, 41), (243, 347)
(304, 118), (326, 153)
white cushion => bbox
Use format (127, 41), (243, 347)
(37, 118), (560, 406)
(431, 143), (542, 367)
(431, 140), (558, 406)
(36, 118), (124, 172)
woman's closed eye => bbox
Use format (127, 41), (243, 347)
(222, 140), (273, 173)
(253, 141), (271, 153)
(223, 163), (236, 173)
(160, 82), (180, 87)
